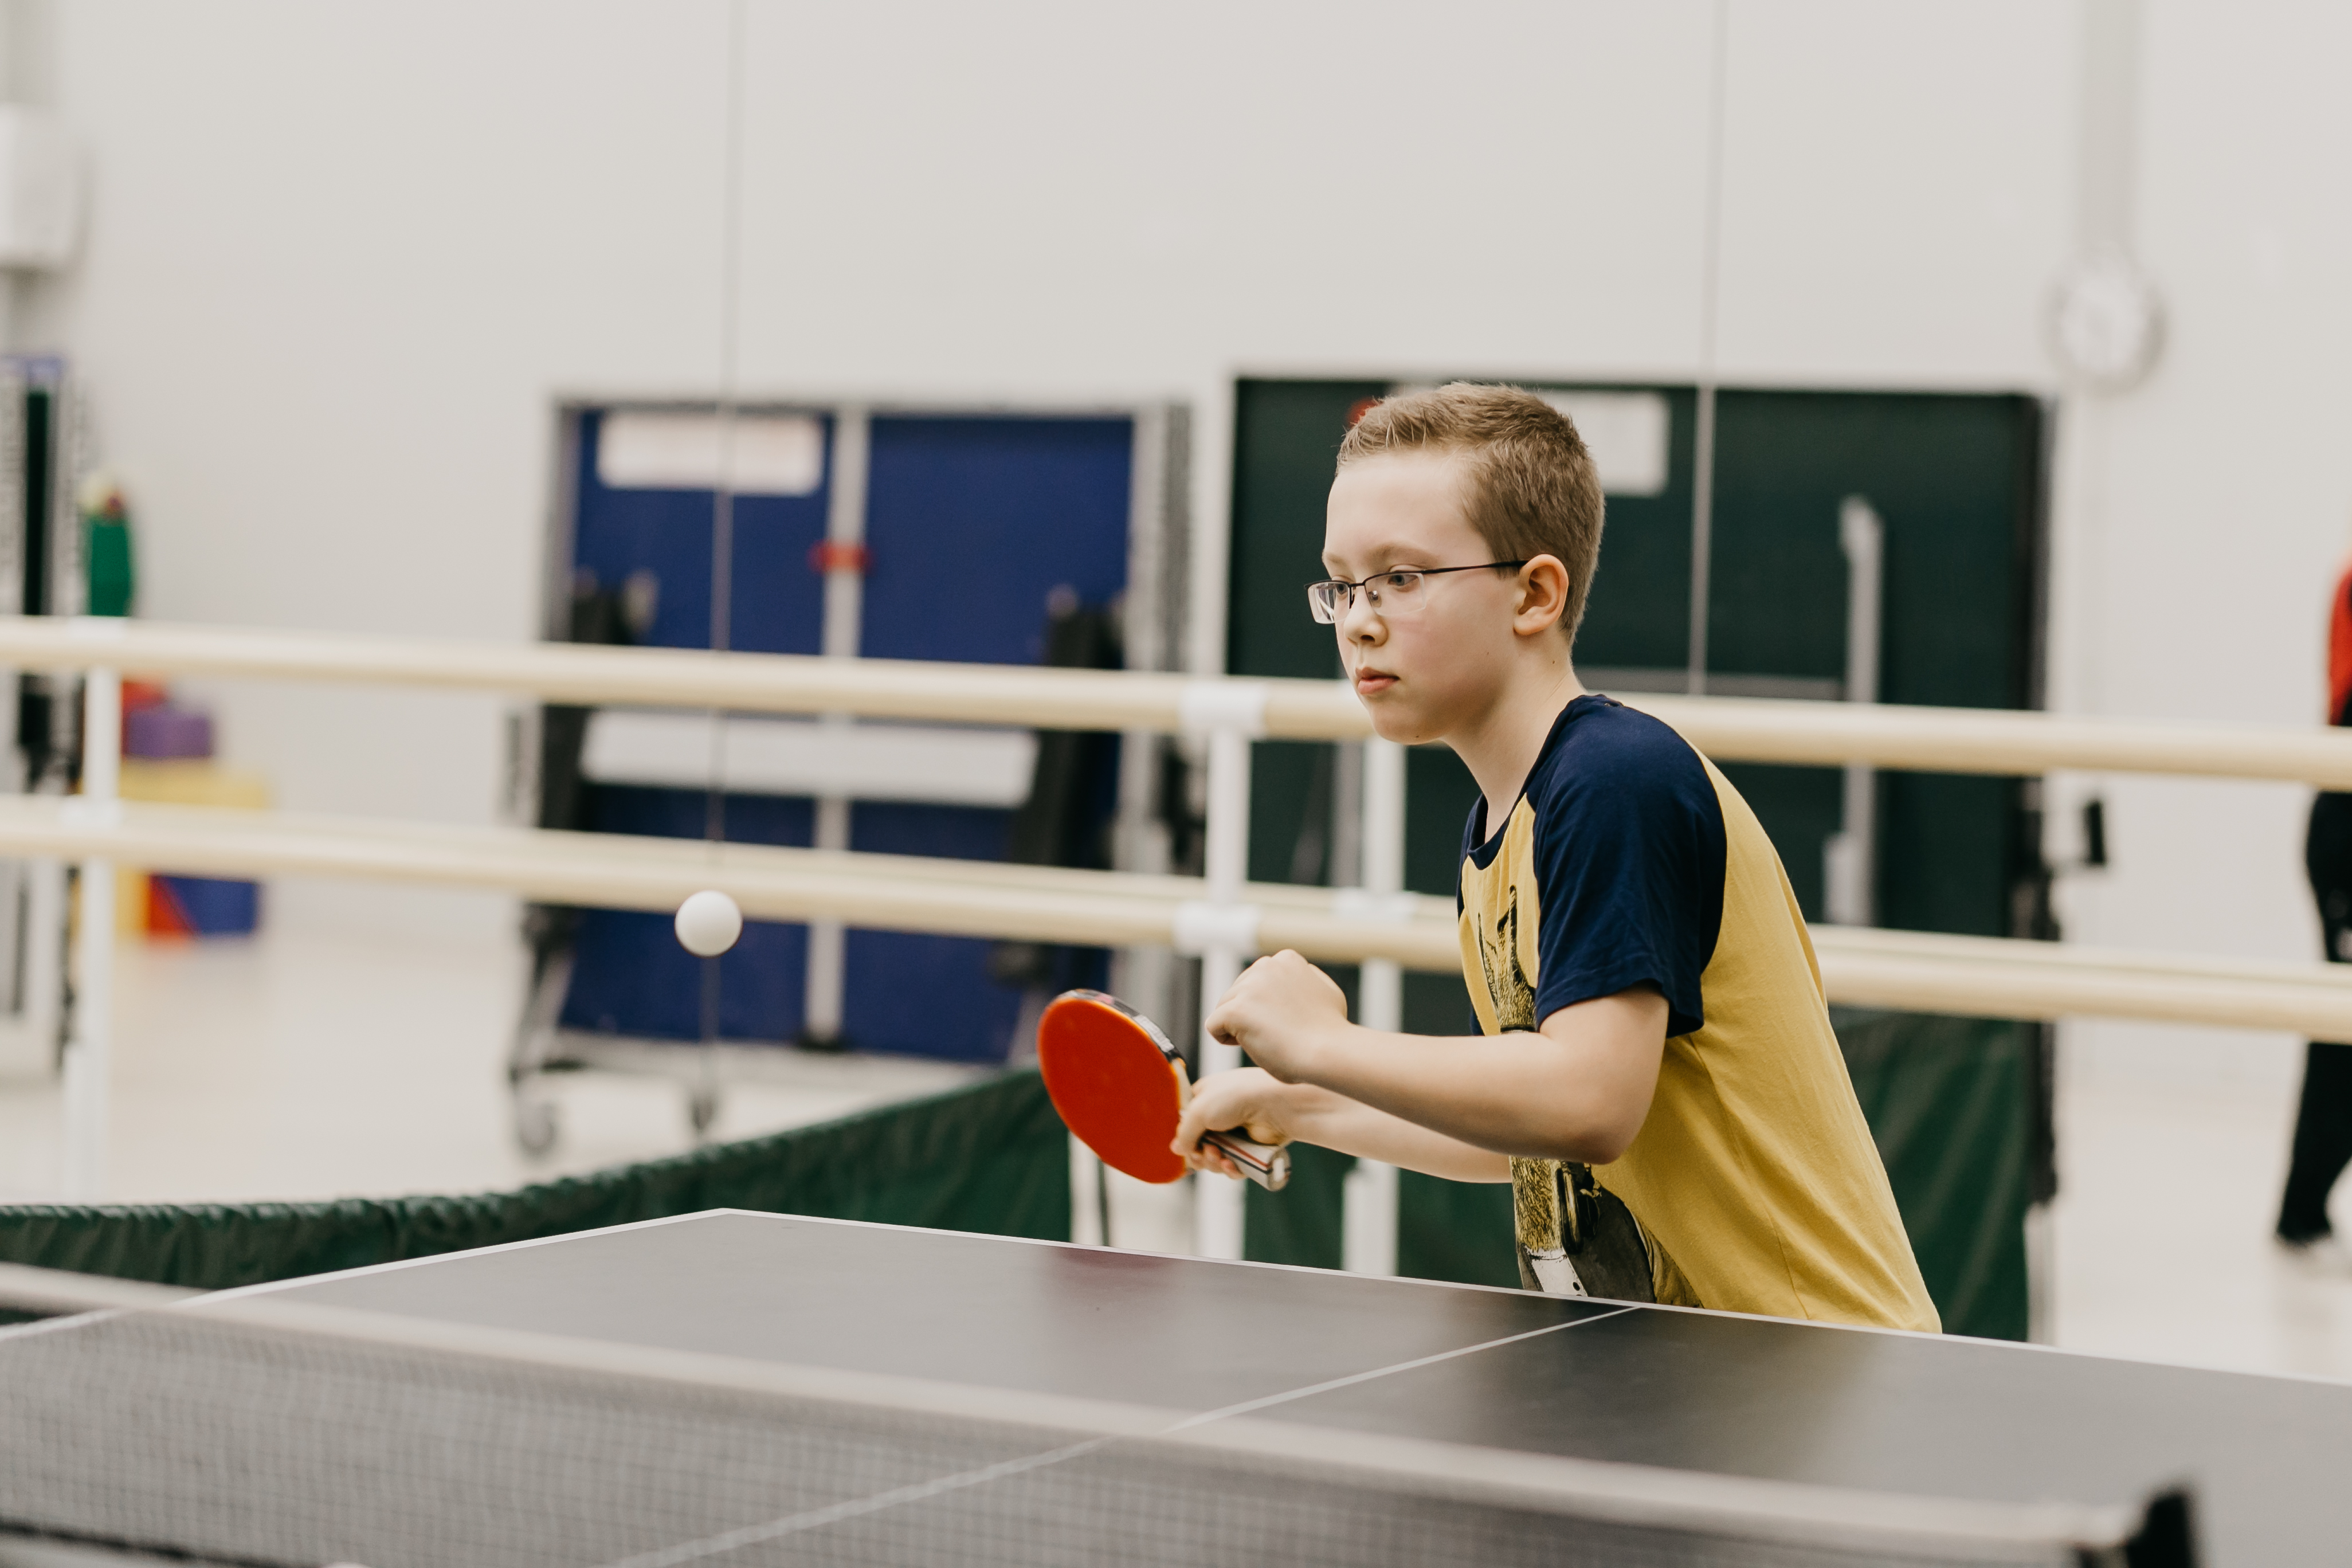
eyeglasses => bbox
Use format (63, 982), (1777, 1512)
(1306, 561), (1528, 624)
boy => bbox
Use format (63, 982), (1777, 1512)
(1175, 383), (1937, 1331)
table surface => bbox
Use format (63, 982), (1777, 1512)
(246, 1209), (2350, 1567)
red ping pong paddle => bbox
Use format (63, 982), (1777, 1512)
(1037, 989), (1291, 1191)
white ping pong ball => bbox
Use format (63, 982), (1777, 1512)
(674, 890), (743, 958)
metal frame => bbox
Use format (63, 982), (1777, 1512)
(0, 357), (78, 1097)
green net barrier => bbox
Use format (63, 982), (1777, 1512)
(0, 1068), (1069, 1291)
(1, 1020), (2029, 1340)
(1834, 1009), (2033, 1342)
(1246, 1010), (2035, 1338)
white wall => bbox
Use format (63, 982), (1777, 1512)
(2048, 1), (2352, 1092)
(21, 1), (742, 936)
(5, 0), (2346, 1056)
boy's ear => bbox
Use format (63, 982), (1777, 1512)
(1514, 555), (1571, 636)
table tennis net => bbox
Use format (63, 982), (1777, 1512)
(0, 1279), (2184, 1568)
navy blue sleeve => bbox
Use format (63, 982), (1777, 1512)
(1528, 715), (1726, 1038)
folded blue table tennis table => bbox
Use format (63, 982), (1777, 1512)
(0, 1208), (2333, 1566)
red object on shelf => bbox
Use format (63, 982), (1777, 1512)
(120, 678), (170, 751)
(147, 877), (193, 937)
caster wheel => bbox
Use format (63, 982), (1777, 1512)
(688, 1086), (720, 1141)
(513, 1094), (560, 1157)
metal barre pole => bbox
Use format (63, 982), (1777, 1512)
(0, 792), (2345, 1031)
(6, 616), (2352, 784)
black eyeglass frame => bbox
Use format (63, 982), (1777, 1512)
(1304, 560), (1529, 624)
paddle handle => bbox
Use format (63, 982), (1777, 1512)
(1201, 1130), (1291, 1191)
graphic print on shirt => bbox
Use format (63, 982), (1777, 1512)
(1465, 820), (1656, 1303)
(1474, 889), (1537, 1032)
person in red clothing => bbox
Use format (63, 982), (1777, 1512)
(2278, 558), (2352, 1258)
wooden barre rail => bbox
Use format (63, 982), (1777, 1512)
(0, 618), (1365, 742)
(14, 797), (2352, 1040)
(1632, 693), (2352, 789)
(2, 616), (2351, 783)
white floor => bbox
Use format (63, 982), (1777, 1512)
(2046, 1023), (2352, 1379)
(4, 923), (2351, 1383)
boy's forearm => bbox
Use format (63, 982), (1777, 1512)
(1198, 952), (1665, 1166)
(1277, 1082), (1511, 1182)
(1285, 1017), (1656, 1165)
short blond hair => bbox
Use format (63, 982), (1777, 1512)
(1336, 383), (1605, 641)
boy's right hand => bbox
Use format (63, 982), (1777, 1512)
(1174, 1067), (1295, 1181)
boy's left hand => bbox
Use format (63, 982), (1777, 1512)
(1205, 950), (1351, 1083)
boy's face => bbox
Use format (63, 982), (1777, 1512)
(1322, 450), (1528, 744)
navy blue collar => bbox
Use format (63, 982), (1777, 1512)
(1466, 692), (1621, 859)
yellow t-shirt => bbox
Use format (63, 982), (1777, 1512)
(1457, 695), (1938, 1332)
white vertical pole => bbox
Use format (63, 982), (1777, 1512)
(802, 797), (850, 1041)
(1192, 720), (1252, 1260)
(803, 407), (868, 1046)
(1342, 735), (1406, 1275)
(1069, 1136), (1106, 1246)
(1824, 497), (1883, 928)
(61, 662), (118, 1199)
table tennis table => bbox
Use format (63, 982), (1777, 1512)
(0, 1209), (2338, 1567)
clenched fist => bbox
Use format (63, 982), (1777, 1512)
(1203, 949), (1351, 1083)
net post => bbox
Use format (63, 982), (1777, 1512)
(1342, 735), (1406, 1275)
(62, 657), (120, 1200)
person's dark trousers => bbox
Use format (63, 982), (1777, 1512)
(2279, 791), (2352, 1242)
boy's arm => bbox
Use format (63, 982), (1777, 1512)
(1177, 950), (1667, 1174)
(1180, 1068), (1514, 1182)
